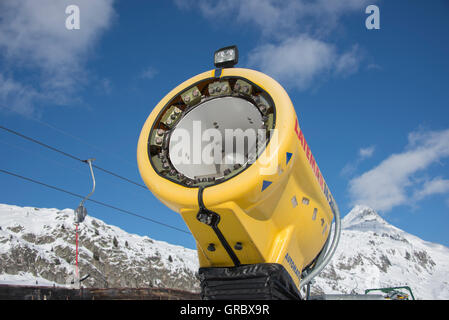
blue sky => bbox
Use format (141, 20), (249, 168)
(0, 0), (448, 249)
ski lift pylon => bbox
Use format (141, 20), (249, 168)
(74, 158), (96, 283)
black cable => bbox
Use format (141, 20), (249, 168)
(0, 168), (190, 235)
(0, 125), (148, 189)
(197, 187), (241, 266)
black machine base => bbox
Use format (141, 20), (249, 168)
(198, 263), (302, 300)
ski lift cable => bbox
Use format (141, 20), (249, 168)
(1, 107), (136, 169)
(0, 138), (86, 175)
(0, 168), (191, 235)
(29, 116), (137, 169)
(0, 125), (148, 189)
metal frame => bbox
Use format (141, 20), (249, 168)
(79, 158), (96, 208)
(301, 202), (342, 295)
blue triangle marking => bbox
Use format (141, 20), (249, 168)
(286, 152), (293, 165)
(214, 68), (222, 78)
(262, 180), (272, 192)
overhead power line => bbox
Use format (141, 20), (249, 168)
(0, 125), (147, 189)
(0, 168), (190, 235)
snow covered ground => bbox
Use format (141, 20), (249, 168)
(0, 272), (63, 287)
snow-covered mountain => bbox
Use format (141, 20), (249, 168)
(312, 205), (449, 300)
(0, 203), (199, 291)
(1, 203), (448, 299)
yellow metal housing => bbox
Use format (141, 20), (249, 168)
(137, 68), (336, 288)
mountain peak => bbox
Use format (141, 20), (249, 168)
(342, 205), (391, 231)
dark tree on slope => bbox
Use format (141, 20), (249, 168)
(113, 236), (118, 248)
(93, 251), (100, 261)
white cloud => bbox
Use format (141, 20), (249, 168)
(248, 36), (332, 89)
(174, 0), (370, 89)
(413, 178), (449, 201)
(0, 74), (41, 115)
(176, 0), (372, 38)
(359, 146), (375, 159)
(140, 67), (158, 80)
(248, 36), (361, 89)
(334, 45), (361, 77)
(0, 0), (115, 114)
(349, 128), (449, 212)
(340, 163), (357, 177)
(366, 63), (383, 71)
(340, 145), (375, 177)
(98, 78), (112, 95)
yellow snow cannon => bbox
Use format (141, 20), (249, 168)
(137, 46), (341, 300)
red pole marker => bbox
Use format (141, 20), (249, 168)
(75, 223), (79, 278)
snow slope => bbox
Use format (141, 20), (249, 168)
(1, 203), (448, 299)
(0, 203), (199, 290)
(313, 205), (449, 300)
